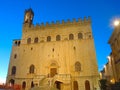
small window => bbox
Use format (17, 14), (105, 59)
(52, 48), (54, 52)
(14, 54), (17, 59)
(56, 35), (61, 41)
(78, 33), (83, 39)
(31, 47), (33, 50)
(29, 64), (35, 74)
(47, 36), (51, 42)
(11, 66), (16, 75)
(69, 34), (74, 40)
(75, 61), (81, 71)
(27, 38), (31, 44)
(15, 41), (17, 45)
(34, 37), (38, 43)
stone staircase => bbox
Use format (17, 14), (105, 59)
(31, 74), (71, 90)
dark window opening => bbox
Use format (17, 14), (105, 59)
(29, 65), (35, 74)
(11, 66), (16, 75)
(34, 37), (38, 43)
(69, 34), (74, 40)
(47, 36), (51, 42)
(56, 35), (61, 41)
(27, 38), (31, 44)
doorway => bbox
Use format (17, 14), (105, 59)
(55, 81), (62, 90)
(85, 80), (90, 90)
(73, 81), (78, 90)
(9, 79), (15, 86)
(50, 68), (57, 77)
(22, 81), (26, 89)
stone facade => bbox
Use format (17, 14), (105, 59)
(100, 53), (116, 84)
(7, 8), (99, 90)
(108, 23), (120, 82)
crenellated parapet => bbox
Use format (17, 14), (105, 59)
(23, 16), (91, 29)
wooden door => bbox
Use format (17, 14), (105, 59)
(50, 68), (57, 77)
(85, 80), (90, 90)
(73, 81), (78, 90)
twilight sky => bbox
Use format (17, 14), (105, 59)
(0, 0), (120, 83)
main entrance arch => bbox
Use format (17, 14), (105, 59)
(48, 61), (59, 77)
(50, 68), (57, 77)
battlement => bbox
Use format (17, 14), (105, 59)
(23, 16), (91, 29)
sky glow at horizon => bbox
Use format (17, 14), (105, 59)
(0, 0), (120, 83)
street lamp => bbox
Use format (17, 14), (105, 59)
(113, 20), (120, 26)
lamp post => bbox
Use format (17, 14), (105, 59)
(114, 20), (120, 26)
(113, 19), (120, 27)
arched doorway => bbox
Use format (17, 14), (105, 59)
(9, 79), (15, 86)
(31, 81), (34, 88)
(85, 80), (90, 90)
(50, 68), (57, 77)
(73, 81), (78, 90)
(22, 81), (26, 89)
(55, 81), (62, 90)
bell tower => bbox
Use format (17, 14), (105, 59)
(24, 8), (34, 25)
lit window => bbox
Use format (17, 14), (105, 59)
(14, 54), (17, 59)
(78, 33), (83, 39)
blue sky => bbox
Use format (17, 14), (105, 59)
(0, 0), (120, 83)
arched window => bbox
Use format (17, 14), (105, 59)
(69, 34), (74, 40)
(18, 41), (20, 46)
(14, 54), (17, 59)
(56, 35), (61, 41)
(29, 65), (35, 74)
(85, 80), (90, 90)
(47, 36), (51, 42)
(15, 41), (17, 45)
(34, 37), (38, 43)
(78, 33), (83, 39)
(27, 38), (31, 44)
(22, 81), (26, 89)
(75, 61), (81, 71)
(11, 66), (16, 75)
(73, 81), (78, 90)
